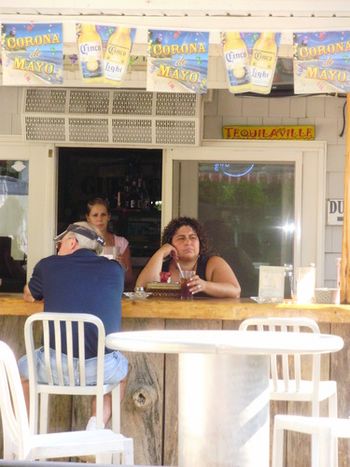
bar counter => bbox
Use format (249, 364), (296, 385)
(1, 294), (350, 466)
(2, 293), (350, 322)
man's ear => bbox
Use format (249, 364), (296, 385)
(70, 236), (79, 250)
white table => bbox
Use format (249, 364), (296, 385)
(106, 330), (343, 467)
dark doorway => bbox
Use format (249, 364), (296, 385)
(58, 147), (162, 286)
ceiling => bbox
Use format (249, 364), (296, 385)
(0, 0), (349, 18)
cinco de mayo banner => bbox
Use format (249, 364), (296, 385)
(1, 23), (63, 85)
(76, 23), (136, 85)
(221, 32), (281, 95)
(147, 30), (209, 94)
(293, 31), (350, 94)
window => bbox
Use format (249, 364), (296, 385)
(164, 140), (326, 294)
(197, 162), (294, 296)
(0, 160), (28, 292)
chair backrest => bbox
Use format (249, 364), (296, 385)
(25, 312), (106, 388)
(239, 317), (321, 392)
(0, 340), (31, 459)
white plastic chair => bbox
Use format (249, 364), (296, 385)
(239, 317), (337, 417)
(272, 414), (350, 467)
(0, 340), (134, 463)
(24, 312), (122, 435)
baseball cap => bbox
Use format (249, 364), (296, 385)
(54, 222), (105, 248)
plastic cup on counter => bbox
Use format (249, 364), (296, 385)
(180, 271), (195, 299)
(102, 246), (121, 260)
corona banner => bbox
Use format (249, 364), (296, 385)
(221, 31), (281, 94)
(1, 23), (63, 85)
(147, 29), (209, 93)
(294, 31), (350, 94)
(76, 23), (136, 85)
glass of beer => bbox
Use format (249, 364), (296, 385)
(180, 271), (195, 299)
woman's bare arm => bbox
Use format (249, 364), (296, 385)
(188, 256), (241, 298)
(136, 243), (176, 287)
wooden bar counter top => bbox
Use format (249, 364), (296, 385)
(1, 293), (350, 466)
(2, 293), (350, 322)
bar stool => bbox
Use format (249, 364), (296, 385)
(24, 312), (122, 434)
(239, 317), (338, 417)
(272, 414), (350, 467)
(0, 340), (133, 463)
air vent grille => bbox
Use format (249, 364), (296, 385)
(156, 93), (197, 116)
(156, 120), (196, 144)
(69, 118), (109, 142)
(69, 90), (110, 114)
(24, 88), (201, 146)
(112, 91), (153, 115)
(112, 119), (153, 144)
(25, 89), (67, 113)
(25, 116), (66, 141)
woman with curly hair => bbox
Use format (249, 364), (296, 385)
(136, 217), (241, 298)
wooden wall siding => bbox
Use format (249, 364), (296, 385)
(0, 314), (349, 465)
(341, 93), (350, 303)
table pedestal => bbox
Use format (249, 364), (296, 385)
(178, 353), (270, 467)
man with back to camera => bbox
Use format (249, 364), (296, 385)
(19, 221), (127, 430)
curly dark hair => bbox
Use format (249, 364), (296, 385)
(161, 217), (211, 256)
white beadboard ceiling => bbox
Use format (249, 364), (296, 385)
(0, 0), (349, 17)
(0, 0), (350, 18)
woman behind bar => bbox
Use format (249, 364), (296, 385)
(136, 216), (241, 298)
(86, 197), (133, 288)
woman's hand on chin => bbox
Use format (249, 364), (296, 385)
(160, 243), (178, 260)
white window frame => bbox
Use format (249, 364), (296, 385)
(162, 139), (326, 285)
(0, 137), (56, 279)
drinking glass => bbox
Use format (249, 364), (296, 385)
(284, 263), (294, 300)
(180, 271), (195, 299)
(103, 246), (121, 260)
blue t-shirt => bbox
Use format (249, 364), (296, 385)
(29, 249), (124, 359)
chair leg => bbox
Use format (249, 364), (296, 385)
(95, 393), (105, 429)
(121, 438), (134, 465)
(330, 393), (339, 467)
(317, 428), (334, 467)
(29, 391), (39, 434)
(272, 419), (284, 467)
(112, 385), (121, 433)
(39, 393), (49, 434)
(96, 453), (113, 464)
(329, 392), (338, 418)
(310, 402), (321, 467)
(3, 432), (16, 460)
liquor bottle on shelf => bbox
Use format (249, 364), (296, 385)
(122, 175), (131, 209)
(141, 179), (151, 210)
(136, 177), (143, 209)
(114, 173), (155, 211)
(129, 178), (140, 209)
(115, 189), (122, 208)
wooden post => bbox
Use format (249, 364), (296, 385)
(340, 94), (350, 303)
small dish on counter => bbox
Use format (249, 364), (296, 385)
(123, 291), (152, 300)
(250, 296), (284, 304)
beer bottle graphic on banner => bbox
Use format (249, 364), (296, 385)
(223, 32), (250, 93)
(78, 24), (103, 81)
(104, 27), (132, 84)
(250, 32), (278, 94)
